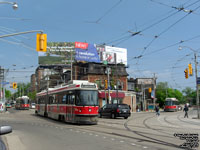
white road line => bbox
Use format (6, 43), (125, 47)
(131, 143), (136, 146)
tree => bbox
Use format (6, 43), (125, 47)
(5, 89), (12, 99)
(182, 87), (196, 105)
(156, 82), (183, 107)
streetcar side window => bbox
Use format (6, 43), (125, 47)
(62, 95), (67, 104)
(69, 95), (75, 105)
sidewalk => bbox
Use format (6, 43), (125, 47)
(1, 131), (26, 150)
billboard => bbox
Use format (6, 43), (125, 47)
(96, 45), (127, 65)
(75, 43), (100, 63)
(38, 41), (127, 66)
(38, 42), (75, 65)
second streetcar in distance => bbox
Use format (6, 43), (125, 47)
(36, 80), (99, 124)
(164, 98), (178, 112)
(15, 96), (30, 110)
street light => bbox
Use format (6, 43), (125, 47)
(0, 1), (18, 10)
(179, 46), (200, 119)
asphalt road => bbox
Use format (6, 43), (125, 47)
(0, 108), (199, 150)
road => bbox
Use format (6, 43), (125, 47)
(0, 108), (199, 150)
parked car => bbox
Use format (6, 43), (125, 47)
(6, 103), (12, 108)
(98, 104), (131, 119)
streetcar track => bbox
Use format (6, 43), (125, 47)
(124, 117), (185, 150)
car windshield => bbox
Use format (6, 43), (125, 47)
(76, 90), (98, 106)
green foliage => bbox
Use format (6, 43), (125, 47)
(5, 89), (12, 99)
(182, 87), (196, 105)
(28, 91), (36, 102)
(156, 82), (183, 107)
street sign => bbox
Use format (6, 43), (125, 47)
(103, 60), (108, 65)
(0, 82), (9, 85)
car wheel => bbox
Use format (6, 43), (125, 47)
(111, 113), (115, 119)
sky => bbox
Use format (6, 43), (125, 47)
(1, 0), (200, 91)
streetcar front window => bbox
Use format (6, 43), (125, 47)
(76, 90), (98, 106)
(165, 101), (172, 106)
(21, 99), (29, 104)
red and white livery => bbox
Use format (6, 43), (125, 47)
(36, 80), (99, 124)
(15, 96), (30, 110)
(164, 98), (178, 112)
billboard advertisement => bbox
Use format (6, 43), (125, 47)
(38, 41), (127, 66)
(96, 45), (127, 65)
(38, 42), (75, 65)
(75, 42), (100, 63)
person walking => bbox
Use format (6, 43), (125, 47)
(155, 105), (160, 116)
(183, 104), (189, 118)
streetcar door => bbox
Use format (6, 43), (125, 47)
(67, 94), (75, 122)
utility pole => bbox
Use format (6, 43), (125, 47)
(194, 53), (200, 119)
(70, 49), (73, 81)
(153, 73), (157, 109)
(107, 67), (111, 104)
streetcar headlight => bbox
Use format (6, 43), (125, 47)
(79, 109), (82, 112)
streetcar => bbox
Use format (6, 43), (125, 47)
(36, 80), (99, 124)
(15, 96), (30, 110)
(164, 98), (178, 112)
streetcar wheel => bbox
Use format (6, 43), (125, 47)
(124, 117), (128, 119)
(111, 113), (115, 119)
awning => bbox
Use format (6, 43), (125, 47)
(98, 91), (125, 98)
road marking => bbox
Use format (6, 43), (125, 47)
(103, 137), (106, 139)
(111, 138), (115, 141)
(143, 146), (148, 149)
(131, 143), (136, 146)
(120, 141), (124, 143)
(95, 135), (99, 137)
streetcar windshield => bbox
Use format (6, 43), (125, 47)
(76, 90), (98, 106)
(165, 100), (178, 106)
(20, 99), (29, 104)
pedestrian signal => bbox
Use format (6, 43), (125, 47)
(36, 33), (47, 52)
(188, 63), (193, 76)
(13, 82), (17, 89)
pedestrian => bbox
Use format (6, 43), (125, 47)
(183, 104), (189, 118)
(155, 105), (160, 116)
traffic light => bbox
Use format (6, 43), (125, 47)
(188, 63), (193, 76)
(148, 88), (152, 93)
(36, 33), (47, 52)
(13, 82), (17, 89)
(184, 68), (188, 79)
(105, 80), (108, 89)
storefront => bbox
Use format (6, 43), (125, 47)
(98, 90), (125, 107)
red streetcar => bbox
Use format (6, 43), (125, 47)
(164, 98), (178, 112)
(15, 96), (30, 110)
(36, 80), (99, 124)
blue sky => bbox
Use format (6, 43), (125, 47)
(1, 0), (200, 91)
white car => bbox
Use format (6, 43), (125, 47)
(30, 103), (35, 109)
